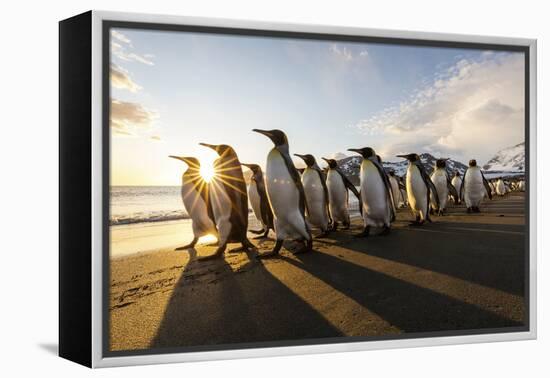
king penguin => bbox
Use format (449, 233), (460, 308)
(387, 169), (406, 209)
(198, 143), (255, 260)
(294, 153), (331, 237)
(430, 158), (459, 215)
(321, 157), (361, 230)
(396, 153), (440, 225)
(168, 156), (218, 249)
(495, 177), (506, 196)
(241, 163), (274, 238)
(451, 171), (463, 203)
(348, 147), (395, 237)
(461, 159), (493, 213)
(252, 129), (312, 258)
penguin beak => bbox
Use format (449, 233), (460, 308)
(321, 157), (330, 163)
(240, 163), (252, 169)
(396, 154), (408, 159)
(169, 155), (194, 165)
(199, 142), (217, 151)
(252, 129), (272, 138)
(294, 153), (306, 160)
(347, 148), (361, 154)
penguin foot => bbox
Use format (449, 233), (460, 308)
(315, 231), (330, 238)
(379, 226), (391, 236)
(294, 242), (312, 255)
(354, 226), (370, 238)
(466, 207), (472, 213)
(409, 221), (425, 227)
(257, 239), (283, 259)
(249, 229), (265, 235)
(228, 246), (248, 253)
(257, 250), (280, 259)
(252, 234), (267, 240)
(175, 241), (197, 251)
(473, 207), (481, 213)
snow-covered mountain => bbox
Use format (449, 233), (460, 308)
(483, 142), (525, 172)
(336, 153), (468, 185)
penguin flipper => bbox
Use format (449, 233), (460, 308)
(315, 168), (332, 225)
(480, 171), (493, 200)
(257, 177), (274, 229)
(278, 147), (309, 222)
(460, 170), (467, 201)
(415, 161), (440, 216)
(336, 168), (362, 215)
(446, 176), (459, 204)
(370, 158), (396, 222)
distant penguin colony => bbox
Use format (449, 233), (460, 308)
(169, 129), (521, 260)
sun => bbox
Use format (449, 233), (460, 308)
(199, 160), (216, 183)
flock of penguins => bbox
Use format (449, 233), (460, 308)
(170, 129), (526, 261)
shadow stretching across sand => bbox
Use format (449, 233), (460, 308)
(151, 249), (343, 349)
(281, 251), (522, 332)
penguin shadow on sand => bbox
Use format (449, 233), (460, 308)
(150, 245), (342, 349)
(278, 251), (523, 333)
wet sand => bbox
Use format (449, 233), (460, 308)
(109, 193), (527, 352)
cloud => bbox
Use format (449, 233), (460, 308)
(353, 53), (524, 163)
(110, 63), (142, 92)
(329, 44), (369, 62)
(110, 99), (158, 136)
(111, 30), (154, 66)
(111, 30), (132, 45)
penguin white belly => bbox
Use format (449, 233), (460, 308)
(496, 180), (506, 196)
(451, 177), (462, 199)
(209, 181), (233, 244)
(389, 176), (403, 208)
(464, 169), (484, 207)
(430, 170), (448, 210)
(406, 165), (428, 220)
(302, 168), (329, 229)
(248, 181), (264, 226)
(265, 149), (309, 240)
(326, 170), (349, 222)
(360, 160), (390, 227)
(181, 180), (217, 238)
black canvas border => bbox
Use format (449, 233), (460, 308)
(101, 19), (531, 359)
(59, 11), (93, 367)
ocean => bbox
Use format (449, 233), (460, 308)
(109, 185), (361, 257)
(110, 185), (362, 227)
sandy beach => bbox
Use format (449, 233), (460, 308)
(109, 193), (526, 352)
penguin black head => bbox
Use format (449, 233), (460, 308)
(252, 129), (288, 147)
(347, 147), (376, 159)
(388, 169), (396, 176)
(294, 153), (317, 167)
(469, 159), (477, 167)
(396, 153), (420, 162)
(436, 158), (448, 168)
(168, 155), (200, 169)
(322, 157), (338, 169)
(241, 163), (261, 175)
(199, 143), (237, 158)
(454, 171), (460, 177)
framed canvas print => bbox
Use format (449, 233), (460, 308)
(59, 10), (537, 368)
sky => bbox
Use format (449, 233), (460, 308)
(109, 28), (525, 186)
